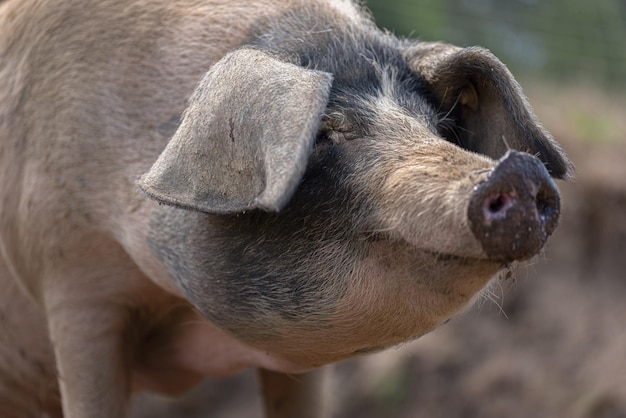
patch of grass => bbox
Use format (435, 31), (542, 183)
(373, 366), (411, 414)
(569, 109), (616, 145)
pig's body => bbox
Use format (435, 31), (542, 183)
(0, 0), (571, 417)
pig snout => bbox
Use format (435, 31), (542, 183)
(468, 151), (561, 263)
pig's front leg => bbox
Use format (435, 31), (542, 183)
(47, 298), (129, 417)
(259, 367), (331, 418)
(42, 246), (141, 418)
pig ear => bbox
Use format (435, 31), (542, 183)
(138, 48), (333, 213)
(406, 43), (574, 179)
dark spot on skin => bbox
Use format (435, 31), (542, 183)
(228, 117), (235, 142)
(76, 175), (88, 188)
(146, 216), (196, 299)
(146, 203), (354, 342)
(157, 115), (181, 138)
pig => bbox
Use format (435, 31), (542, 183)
(0, 0), (573, 417)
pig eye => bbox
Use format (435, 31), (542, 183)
(321, 112), (361, 142)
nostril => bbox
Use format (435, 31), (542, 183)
(488, 196), (505, 213)
(483, 192), (514, 223)
(536, 183), (560, 224)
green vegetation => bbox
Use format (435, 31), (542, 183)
(372, 366), (411, 414)
(365, 0), (626, 90)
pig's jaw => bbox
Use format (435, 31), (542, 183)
(233, 240), (503, 369)
(335, 240), (502, 344)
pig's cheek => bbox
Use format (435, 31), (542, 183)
(333, 241), (502, 347)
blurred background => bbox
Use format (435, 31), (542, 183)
(133, 1), (626, 417)
(368, 0), (626, 89)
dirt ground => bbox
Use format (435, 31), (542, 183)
(131, 86), (626, 418)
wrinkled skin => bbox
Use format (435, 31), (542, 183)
(0, 0), (572, 417)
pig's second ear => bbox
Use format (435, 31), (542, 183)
(406, 43), (574, 179)
(138, 48), (333, 213)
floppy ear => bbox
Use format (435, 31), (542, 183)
(138, 48), (333, 213)
(406, 43), (574, 179)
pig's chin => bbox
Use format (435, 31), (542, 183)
(419, 247), (499, 264)
(327, 240), (503, 354)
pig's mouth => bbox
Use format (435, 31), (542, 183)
(363, 236), (504, 292)
(422, 248), (505, 265)
(370, 229), (498, 267)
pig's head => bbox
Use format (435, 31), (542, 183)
(138, 25), (572, 367)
